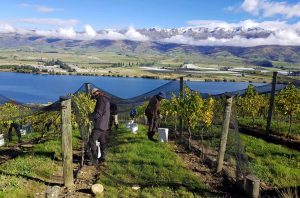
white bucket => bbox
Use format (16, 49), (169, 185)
(0, 134), (4, 147)
(158, 128), (169, 142)
(126, 120), (134, 129)
(96, 140), (101, 158)
(20, 129), (26, 136)
(130, 123), (138, 134)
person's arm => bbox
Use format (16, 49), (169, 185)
(153, 99), (160, 119)
(92, 97), (107, 120)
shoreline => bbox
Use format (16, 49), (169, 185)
(0, 69), (271, 83)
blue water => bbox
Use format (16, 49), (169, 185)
(0, 72), (264, 103)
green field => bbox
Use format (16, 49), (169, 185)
(0, 48), (295, 83)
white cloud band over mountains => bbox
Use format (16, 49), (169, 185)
(0, 19), (300, 46)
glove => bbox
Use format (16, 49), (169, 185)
(88, 113), (94, 121)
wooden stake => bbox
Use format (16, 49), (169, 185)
(216, 96), (233, 173)
(85, 83), (90, 96)
(179, 76), (183, 142)
(266, 72), (277, 133)
(244, 175), (260, 198)
(60, 96), (73, 187)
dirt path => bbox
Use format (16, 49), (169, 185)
(56, 149), (103, 198)
(173, 143), (247, 198)
(59, 165), (99, 198)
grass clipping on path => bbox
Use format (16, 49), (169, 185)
(97, 125), (210, 197)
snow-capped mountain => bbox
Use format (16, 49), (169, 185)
(1, 26), (300, 65)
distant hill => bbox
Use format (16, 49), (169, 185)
(0, 31), (300, 68)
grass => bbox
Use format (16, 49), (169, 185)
(0, 174), (45, 198)
(0, 124), (212, 197)
(194, 126), (300, 188)
(241, 134), (300, 188)
(0, 129), (81, 197)
(238, 117), (300, 138)
(97, 124), (211, 197)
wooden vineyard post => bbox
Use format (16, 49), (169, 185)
(179, 76), (184, 142)
(81, 83), (91, 167)
(60, 96), (73, 187)
(244, 175), (260, 198)
(216, 96), (233, 173)
(85, 83), (92, 136)
(266, 72), (277, 134)
(85, 83), (90, 96)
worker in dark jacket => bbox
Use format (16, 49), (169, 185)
(109, 103), (118, 131)
(145, 91), (166, 141)
(87, 88), (110, 165)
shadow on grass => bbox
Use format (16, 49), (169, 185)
(0, 148), (24, 165)
(0, 170), (63, 186)
(76, 188), (93, 194)
(262, 186), (300, 197)
(33, 151), (59, 161)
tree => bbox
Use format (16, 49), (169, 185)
(72, 93), (96, 139)
(135, 101), (148, 124)
(236, 85), (264, 128)
(275, 84), (300, 137)
(0, 103), (20, 133)
(160, 94), (179, 132)
(178, 87), (204, 149)
(199, 97), (214, 137)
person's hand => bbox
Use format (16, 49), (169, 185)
(88, 113), (94, 121)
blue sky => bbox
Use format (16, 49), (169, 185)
(0, 0), (300, 30)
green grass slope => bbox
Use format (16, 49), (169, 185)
(97, 125), (213, 197)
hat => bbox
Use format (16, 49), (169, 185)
(157, 91), (166, 99)
(91, 88), (100, 95)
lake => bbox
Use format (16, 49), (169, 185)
(0, 72), (264, 103)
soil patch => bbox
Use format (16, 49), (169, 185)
(173, 142), (247, 197)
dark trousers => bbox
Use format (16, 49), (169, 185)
(146, 114), (158, 139)
(87, 129), (108, 164)
(8, 127), (21, 142)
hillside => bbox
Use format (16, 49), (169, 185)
(0, 31), (300, 69)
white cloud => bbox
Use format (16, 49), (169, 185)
(125, 26), (149, 41)
(84, 25), (97, 37)
(166, 19), (300, 46)
(99, 30), (126, 40)
(241, 0), (300, 19)
(186, 19), (296, 31)
(19, 3), (62, 13)
(14, 18), (79, 27)
(2, 20), (300, 46)
(0, 24), (16, 33)
(58, 27), (76, 39)
(34, 26), (146, 41)
(241, 0), (260, 14)
(161, 33), (300, 47)
(35, 27), (76, 39)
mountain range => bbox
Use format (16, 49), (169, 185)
(0, 27), (300, 67)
